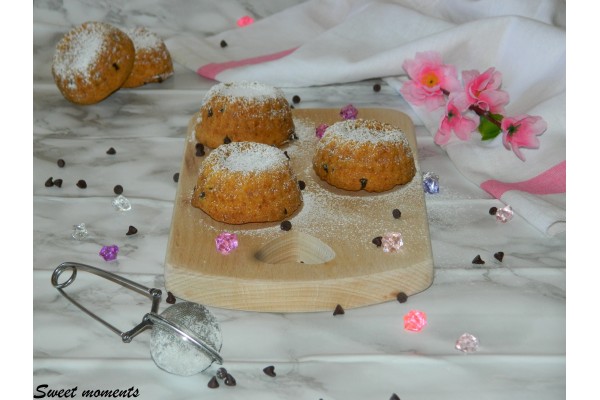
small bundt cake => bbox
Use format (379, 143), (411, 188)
(193, 82), (295, 149)
(121, 27), (173, 88)
(312, 119), (416, 192)
(192, 142), (302, 224)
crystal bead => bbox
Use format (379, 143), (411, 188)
(495, 205), (513, 222)
(112, 195), (132, 211)
(99, 245), (119, 261)
(236, 15), (254, 27)
(215, 232), (238, 255)
(422, 172), (439, 194)
(72, 223), (89, 240)
(382, 232), (403, 253)
(455, 333), (479, 353)
(403, 310), (427, 332)
(339, 104), (358, 120)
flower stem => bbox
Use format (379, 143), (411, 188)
(469, 105), (501, 128)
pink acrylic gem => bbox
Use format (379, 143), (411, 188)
(237, 15), (254, 27)
(315, 123), (328, 139)
(495, 205), (514, 223)
(455, 333), (479, 353)
(382, 232), (403, 253)
(404, 310), (427, 332)
(215, 232), (238, 255)
(99, 245), (119, 261)
(340, 104), (358, 120)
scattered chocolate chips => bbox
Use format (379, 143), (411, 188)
(207, 376), (219, 389)
(126, 225), (138, 236)
(392, 209), (402, 219)
(195, 143), (205, 157)
(114, 184), (123, 195)
(216, 367), (228, 380)
(173, 172), (179, 182)
(106, 147), (116, 155)
(359, 178), (368, 189)
(220, 39), (228, 48)
(45, 177), (54, 187)
(292, 95), (301, 104)
(489, 206), (498, 215)
(223, 136), (232, 144)
(373, 83), (381, 92)
(396, 292), (408, 303)
(494, 251), (504, 262)
(298, 180), (306, 190)
(390, 394), (401, 400)
(166, 291), (176, 304)
(53, 179), (63, 188)
(471, 255), (485, 265)
(372, 236), (382, 247)
(263, 366), (276, 377)
(57, 159), (65, 168)
(333, 304), (345, 315)
(224, 374), (237, 386)
(76, 179), (87, 189)
(280, 220), (292, 231)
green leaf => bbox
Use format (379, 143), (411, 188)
(478, 114), (503, 141)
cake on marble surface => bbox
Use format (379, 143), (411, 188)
(191, 141), (302, 224)
(312, 119), (416, 192)
(193, 82), (295, 149)
(122, 27), (174, 88)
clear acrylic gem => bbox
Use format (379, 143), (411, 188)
(422, 172), (439, 194)
(495, 205), (513, 223)
(215, 232), (238, 255)
(382, 232), (404, 253)
(72, 223), (89, 240)
(112, 195), (132, 211)
(455, 333), (479, 353)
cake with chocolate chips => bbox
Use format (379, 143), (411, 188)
(192, 142), (302, 224)
(312, 119), (416, 192)
(121, 27), (173, 88)
(192, 82), (295, 149)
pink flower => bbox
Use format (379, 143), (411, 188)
(400, 51), (461, 111)
(501, 115), (547, 161)
(461, 68), (509, 114)
(435, 95), (478, 145)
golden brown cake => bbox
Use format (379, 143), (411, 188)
(193, 82), (295, 149)
(312, 119), (416, 192)
(52, 21), (135, 105)
(121, 27), (174, 88)
(192, 142), (302, 224)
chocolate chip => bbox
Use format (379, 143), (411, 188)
(322, 163), (328, 172)
(283, 208), (288, 215)
(489, 207), (498, 215)
(220, 39), (228, 48)
(106, 147), (116, 155)
(207, 376), (219, 389)
(263, 366), (276, 377)
(494, 252), (504, 262)
(372, 236), (382, 247)
(359, 178), (367, 189)
(207, 108), (213, 117)
(333, 304), (345, 316)
(216, 367), (228, 380)
(219, 107), (225, 113)
(292, 95), (301, 104)
(199, 191), (205, 199)
(290, 104), (294, 109)
(57, 159), (65, 168)
(223, 136), (231, 144)
(283, 150), (290, 160)
(53, 179), (63, 188)
(280, 220), (292, 231)
(126, 225), (138, 236)
(166, 291), (176, 304)
(45, 177), (54, 187)
(195, 144), (205, 157)
(173, 172), (179, 182)
(298, 180), (306, 190)
(112, 63), (119, 71)
(76, 179), (87, 189)
(373, 83), (381, 92)
(392, 209), (401, 219)
(114, 185), (123, 195)
(471, 255), (485, 265)
(390, 394), (401, 400)
(396, 292), (408, 303)
(224, 374), (237, 386)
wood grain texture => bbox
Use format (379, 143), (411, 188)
(164, 108), (433, 312)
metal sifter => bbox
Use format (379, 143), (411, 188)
(51, 262), (223, 376)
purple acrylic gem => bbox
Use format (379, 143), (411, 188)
(99, 245), (119, 261)
(422, 172), (439, 194)
(495, 205), (514, 223)
(215, 232), (238, 255)
(315, 123), (328, 139)
(339, 104), (358, 120)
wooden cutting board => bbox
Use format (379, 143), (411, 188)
(164, 108), (433, 312)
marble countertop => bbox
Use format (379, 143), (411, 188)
(32, 1), (566, 399)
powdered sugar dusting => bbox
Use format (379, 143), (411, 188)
(321, 119), (411, 147)
(125, 26), (162, 50)
(204, 81), (285, 102)
(210, 142), (288, 173)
